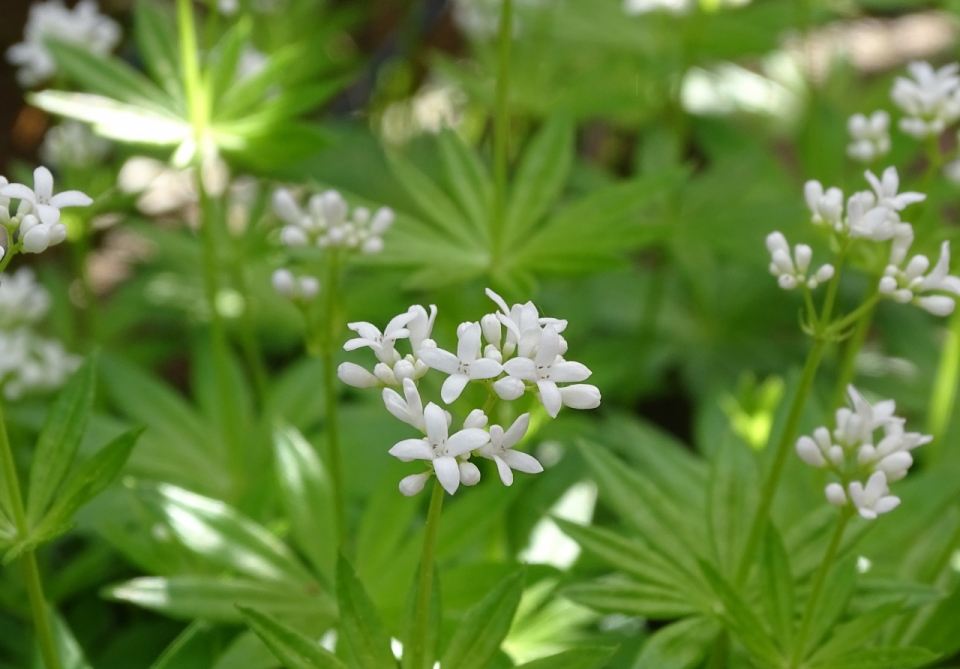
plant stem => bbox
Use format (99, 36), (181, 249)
(177, 0), (206, 132)
(322, 254), (347, 549)
(830, 303), (875, 413)
(408, 479), (444, 669)
(491, 0), (514, 263)
(735, 337), (827, 586)
(70, 219), (99, 346)
(0, 400), (62, 669)
(927, 309), (960, 461)
(790, 510), (852, 667)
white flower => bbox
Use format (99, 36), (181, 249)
(6, 0), (121, 88)
(271, 269), (319, 301)
(344, 312), (415, 365)
(388, 403), (490, 495)
(803, 181), (844, 230)
(337, 362), (380, 389)
(272, 188), (393, 253)
(864, 167), (926, 214)
(383, 378), (425, 431)
(502, 324), (593, 418)
(1, 166), (92, 226)
(849, 472), (901, 520)
(879, 240), (960, 315)
(416, 322), (502, 403)
(892, 61), (960, 139)
(846, 111), (891, 163)
(559, 384), (601, 410)
(406, 304), (437, 352)
(846, 191), (893, 241)
(623, 0), (691, 14)
(0, 268), (51, 330)
(485, 288), (567, 358)
(478, 414), (543, 486)
(765, 232), (834, 290)
(0, 328), (80, 400)
(40, 121), (110, 169)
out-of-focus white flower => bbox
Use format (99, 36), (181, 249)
(892, 61), (960, 139)
(237, 46), (268, 80)
(765, 232), (835, 290)
(879, 240), (960, 315)
(846, 111), (891, 162)
(623, 0), (691, 15)
(865, 167), (926, 213)
(40, 121), (110, 169)
(218, 0), (239, 15)
(804, 181), (844, 231)
(6, 0), (121, 87)
(849, 471), (901, 519)
(118, 157), (197, 218)
(273, 188), (394, 254)
(271, 268), (319, 301)
(478, 414), (543, 486)
(0, 268), (51, 329)
(0, 329), (81, 400)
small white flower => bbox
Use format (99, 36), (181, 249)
(337, 362), (381, 389)
(416, 322), (503, 403)
(848, 471), (901, 520)
(1, 166), (92, 226)
(502, 324), (593, 418)
(344, 312), (415, 364)
(478, 414), (543, 486)
(383, 378), (424, 431)
(388, 403), (490, 495)
(271, 269), (319, 301)
(40, 121), (110, 169)
(485, 288), (567, 358)
(765, 232), (834, 290)
(846, 111), (891, 163)
(864, 167), (926, 214)
(272, 187), (393, 253)
(892, 61), (960, 139)
(804, 181), (844, 229)
(406, 304), (437, 353)
(879, 240), (960, 315)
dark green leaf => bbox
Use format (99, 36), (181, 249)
(809, 647), (939, 669)
(440, 570), (524, 669)
(706, 433), (758, 578)
(632, 616), (720, 669)
(239, 606), (347, 669)
(760, 525), (795, 654)
(437, 129), (492, 242)
(25, 356), (96, 525)
(400, 566), (440, 669)
(335, 555), (396, 669)
(563, 576), (699, 619)
(513, 647), (617, 669)
(810, 602), (905, 665)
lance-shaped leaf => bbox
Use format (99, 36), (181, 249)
(809, 647), (938, 669)
(239, 606), (347, 669)
(26, 355), (96, 525)
(632, 616), (719, 669)
(440, 570), (524, 669)
(274, 425), (336, 584)
(514, 647), (617, 669)
(760, 525), (795, 654)
(809, 602), (905, 665)
(437, 129), (492, 242)
(48, 610), (94, 669)
(132, 0), (183, 103)
(136, 482), (316, 586)
(563, 575), (699, 619)
(336, 555), (396, 668)
(400, 565), (440, 669)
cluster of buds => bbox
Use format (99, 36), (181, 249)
(891, 61), (960, 139)
(846, 111), (891, 163)
(796, 386), (930, 520)
(1, 167), (92, 259)
(338, 289), (601, 496)
(270, 269), (320, 303)
(272, 188), (394, 254)
(879, 240), (960, 316)
(765, 233), (834, 290)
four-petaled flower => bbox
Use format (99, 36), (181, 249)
(478, 414), (542, 486)
(1, 166), (92, 226)
(502, 324), (592, 418)
(849, 471), (900, 520)
(345, 313), (415, 364)
(417, 322), (502, 403)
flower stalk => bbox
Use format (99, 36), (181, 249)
(408, 479), (445, 669)
(927, 310), (960, 459)
(322, 253), (347, 549)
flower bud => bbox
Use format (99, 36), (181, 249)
(825, 483), (847, 506)
(280, 225), (308, 247)
(272, 269), (297, 299)
(878, 276), (897, 294)
(560, 384), (601, 410)
(320, 190), (347, 226)
(362, 236), (384, 254)
(370, 207), (395, 235)
(272, 188), (301, 226)
(484, 345), (503, 364)
(393, 359), (416, 383)
(299, 276), (320, 299)
(481, 313), (501, 348)
(337, 362), (380, 388)
(493, 376), (525, 401)
(47, 223), (67, 246)
(374, 362), (398, 386)
(463, 409), (488, 430)
(458, 461), (481, 486)
(918, 295), (955, 316)
(21, 225), (50, 254)
(796, 436), (826, 467)
(399, 472), (430, 497)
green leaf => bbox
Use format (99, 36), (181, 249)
(706, 433), (758, 578)
(149, 621), (215, 669)
(809, 647), (939, 669)
(29, 91), (192, 146)
(513, 647), (617, 669)
(239, 606), (347, 669)
(760, 525), (795, 654)
(440, 570), (524, 669)
(30, 427), (143, 543)
(106, 576), (333, 623)
(562, 576), (699, 619)
(699, 560), (783, 667)
(137, 482), (317, 586)
(25, 356), (96, 525)
(133, 0), (183, 104)
(45, 40), (175, 113)
(505, 114), (574, 246)
(48, 610), (94, 669)
(215, 47), (302, 120)
(802, 555), (858, 660)
(274, 425), (336, 585)
(437, 129), (492, 242)
(210, 18), (251, 106)
(355, 472), (418, 584)
(335, 555), (396, 669)
(399, 566), (440, 669)
(632, 616), (720, 669)
(809, 602), (905, 665)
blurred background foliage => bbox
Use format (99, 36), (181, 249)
(4, 0), (960, 667)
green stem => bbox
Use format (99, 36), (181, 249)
(705, 632), (729, 669)
(177, 0), (205, 132)
(491, 0), (514, 263)
(70, 219), (99, 346)
(322, 255), (347, 549)
(791, 510), (852, 667)
(828, 293), (881, 336)
(408, 480), (444, 669)
(228, 238), (269, 406)
(735, 338), (827, 586)
(830, 303), (875, 413)
(0, 243), (19, 274)
(927, 309), (960, 461)
(0, 400), (62, 669)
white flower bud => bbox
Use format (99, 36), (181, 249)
(878, 276), (898, 294)
(399, 472), (430, 497)
(393, 359), (416, 383)
(374, 362), (398, 386)
(877, 451), (913, 476)
(481, 313), (501, 348)
(361, 236), (384, 254)
(493, 376), (525, 401)
(814, 264), (834, 283)
(19, 214), (39, 235)
(47, 223), (67, 246)
(338, 362), (381, 388)
(917, 295), (955, 316)
(458, 461), (481, 486)
(484, 345), (503, 363)
(273, 188), (301, 226)
(281, 225), (308, 247)
(21, 225), (50, 254)
(796, 436), (826, 467)
(352, 207), (370, 225)
(463, 409), (488, 429)
(893, 289), (913, 303)
(320, 190), (348, 226)
(825, 483), (847, 506)
(560, 384), (601, 410)
(299, 276), (320, 299)
(369, 207), (395, 235)
(272, 269), (297, 298)
(778, 275), (798, 290)
(766, 231), (790, 255)
(794, 245), (812, 274)
(828, 445), (844, 465)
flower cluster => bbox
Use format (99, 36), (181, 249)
(765, 233), (834, 290)
(846, 111), (891, 163)
(40, 121), (110, 170)
(272, 188), (394, 254)
(338, 289), (601, 495)
(6, 0), (121, 88)
(0, 269), (80, 400)
(796, 385), (929, 520)
(1, 167), (93, 258)
(891, 61), (960, 139)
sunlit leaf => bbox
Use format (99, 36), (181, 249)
(239, 606), (347, 669)
(440, 570), (524, 669)
(335, 555), (396, 668)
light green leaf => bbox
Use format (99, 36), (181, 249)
(562, 576), (698, 619)
(137, 482), (317, 586)
(513, 647), (617, 669)
(274, 425), (336, 584)
(437, 129), (492, 242)
(632, 616), (720, 669)
(505, 114), (574, 246)
(440, 570), (524, 669)
(706, 433), (758, 578)
(45, 610), (94, 669)
(335, 555), (396, 669)
(801, 555), (858, 660)
(133, 0), (183, 103)
(809, 647), (939, 669)
(210, 18), (251, 106)
(149, 621), (215, 669)
(215, 47), (302, 120)
(699, 560), (783, 668)
(239, 606), (347, 669)
(809, 602), (905, 665)
(106, 576), (333, 623)
(760, 525), (795, 654)
(355, 476), (419, 582)
(25, 356), (96, 525)
(29, 91), (191, 145)
(399, 566), (440, 669)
